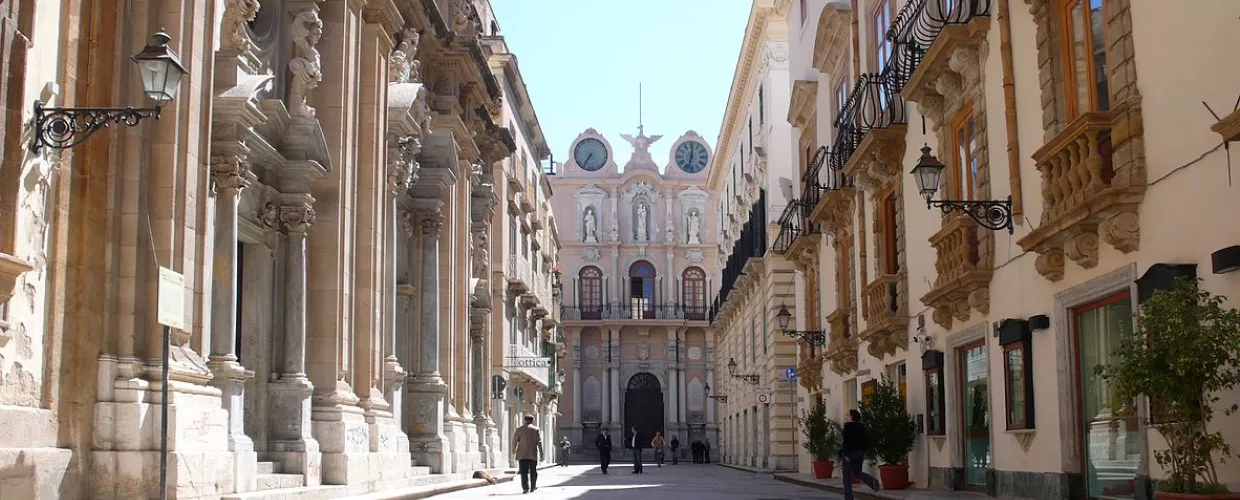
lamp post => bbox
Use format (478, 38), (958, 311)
(910, 144), (1014, 233)
(31, 29), (188, 500)
(704, 382), (728, 403)
(31, 29), (188, 153)
(774, 304), (826, 346)
(726, 357), (760, 385)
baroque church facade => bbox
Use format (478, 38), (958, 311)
(549, 126), (721, 461)
(0, 0), (563, 498)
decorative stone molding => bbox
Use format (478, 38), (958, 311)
(786, 80), (817, 129)
(809, 188), (855, 238)
(573, 184), (607, 242)
(920, 216), (992, 329)
(620, 180), (661, 204)
(388, 136), (420, 195)
(859, 273), (910, 359)
(280, 204), (316, 233)
(398, 208), (415, 238)
(288, 10), (324, 118)
(258, 201), (279, 230)
(811, 2), (851, 74)
(210, 155), (252, 192)
(581, 247), (600, 263)
(684, 248), (704, 266)
(389, 27), (422, 84)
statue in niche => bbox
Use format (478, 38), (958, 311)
(635, 203), (648, 241)
(583, 207), (599, 243)
(288, 10), (324, 118)
(687, 209), (702, 244)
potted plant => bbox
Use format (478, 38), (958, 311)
(860, 377), (917, 490)
(798, 398), (842, 479)
(1097, 277), (1240, 499)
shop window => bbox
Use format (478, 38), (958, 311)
(923, 350), (946, 436)
(999, 319), (1035, 430)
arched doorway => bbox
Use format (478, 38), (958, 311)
(624, 372), (664, 444)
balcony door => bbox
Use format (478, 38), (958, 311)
(629, 260), (656, 319)
(682, 267), (706, 320)
(579, 266), (602, 320)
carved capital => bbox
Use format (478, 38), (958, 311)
(280, 204), (317, 233)
(258, 201), (280, 229)
(1034, 248), (1065, 282)
(210, 155), (251, 192)
(417, 210), (444, 236)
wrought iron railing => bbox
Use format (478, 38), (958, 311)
(561, 303), (709, 321)
(885, 0), (993, 92)
(831, 73), (908, 169)
(772, 202), (803, 255)
(801, 146), (829, 209)
(711, 190), (768, 322)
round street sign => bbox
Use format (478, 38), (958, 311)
(757, 393), (770, 404)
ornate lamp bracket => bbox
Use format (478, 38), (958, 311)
(926, 196), (1014, 233)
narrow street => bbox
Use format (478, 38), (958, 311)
(427, 464), (840, 499)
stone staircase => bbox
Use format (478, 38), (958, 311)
(220, 458), (508, 500)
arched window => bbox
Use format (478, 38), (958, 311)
(579, 266), (603, 319)
(628, 260), (656, 319)
(682, 267), (707, 320)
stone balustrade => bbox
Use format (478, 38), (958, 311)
(859, 273), (909, 359)
(921, 215), (991, 329)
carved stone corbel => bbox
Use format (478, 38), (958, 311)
(1063, 228), (1100, 269)
(932, 306), (953, 330)
(1034, 247), (1065, 282)
(1100, 209), (1140, 253)
(288, 10), (324, 118)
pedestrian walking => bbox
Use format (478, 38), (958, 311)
(512, 415), (543, 494)
(669, 435), (680, 465)
(652, 432), (666, 467)
(595, 428), (613, 474)
(559, 436), (572, 467)
(840, 409), (881, 500)
(628, 426), (646, 473)
(691, 440), (702, 464)
(704, 439), (712, 464)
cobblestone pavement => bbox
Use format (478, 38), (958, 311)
(427, 463), (843, 499)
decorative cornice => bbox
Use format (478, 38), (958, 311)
(787, 80), (818, 129)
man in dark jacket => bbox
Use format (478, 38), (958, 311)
(669, 435), (680, 465)
(840, 409), (881, 499)
(627, 426), (645, 473)
(595, 429), (613, 474)
(703, 439), (712, 464)
(691, 440), (702, 463)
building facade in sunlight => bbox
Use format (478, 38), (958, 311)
(706, 0), (803, 472)
(0, 0), (562, 498)
(770, 0), (1240, 497)
(550, 125), (720, 462)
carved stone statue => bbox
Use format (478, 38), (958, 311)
(288, 10), (324, 118)
(687, 209), (702, 244)
(635, 203), (648, 241)
(389, 28), (421, 84)
(472, 231), (490, 277)
(620, 125), (662, 166)
(583, 207), (599, 243)
(221, 0), (260, 54)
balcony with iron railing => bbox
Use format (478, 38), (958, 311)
(506, 254), (531, 293)
(505, 342), (550, 389)
(561, 303), (709, 322)
(807, 142), (858, 237)
(836, 72), (909, 192)
(771, 202), (801, 256)
(888, 0), (992, 102)
(709, 190), (767, 323)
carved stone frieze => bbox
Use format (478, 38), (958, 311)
(389, 27), (422, 84)
(210, 155), (251, 192)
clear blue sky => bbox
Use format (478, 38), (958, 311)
(491, 0), (752, 172)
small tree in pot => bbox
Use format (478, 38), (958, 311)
(1097, 277), (1240, 499)
(860, 377), (917, 490)
(799, 398), (842, 479)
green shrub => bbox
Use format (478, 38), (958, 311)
(859, 377), (917, 465)
(798, 397), (842, 462)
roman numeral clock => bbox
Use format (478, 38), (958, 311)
(674, 139), (710, 174)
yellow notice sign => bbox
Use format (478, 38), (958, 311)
(157, 267), (186, 331)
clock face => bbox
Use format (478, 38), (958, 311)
(573, 138), (608, 171)
(674, 141), (709, 173)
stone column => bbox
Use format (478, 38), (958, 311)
(677, 330), (688, 423)
(408, 201), (450, 473)
(667, 337), (679, 423)
(609, 330), (621, 424)
(268, 198), (322, 485)
(706, 357), (716, 424)
(572, 339), (582, 422)
(207, 156), (258, 491)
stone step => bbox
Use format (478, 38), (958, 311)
(256, 461), (280, 475)
(257, 473), (305, 491)
(220, 485), (349, 500)
(345, 475), (513, 500)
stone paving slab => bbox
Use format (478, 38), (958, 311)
(421, 463), (843, 499)
(775, 472), (990, 500)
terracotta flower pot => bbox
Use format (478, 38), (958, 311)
(878, 464), (910, 490)
(1159, 493), (1240, 500)
(811, 460), (834, 479)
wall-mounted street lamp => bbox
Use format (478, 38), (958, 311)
(726, 357), (760, 385)
(703, 382), (728, 403)
(774, 304), (826, 347)
(30, 29), (188, 153)
(910, 144), (1014, 234)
